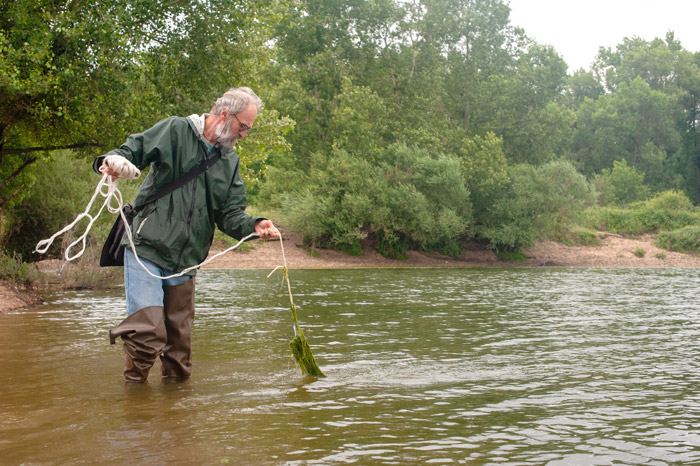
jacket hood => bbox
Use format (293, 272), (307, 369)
(186, 113), (207, 136)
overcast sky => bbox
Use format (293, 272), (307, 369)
(508, 0), (700, 72)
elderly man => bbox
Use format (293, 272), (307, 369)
(95, 87), (279, 383)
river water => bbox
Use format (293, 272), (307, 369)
(2, 267), (700, 465)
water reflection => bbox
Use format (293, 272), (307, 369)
(2, 268), (700, 464)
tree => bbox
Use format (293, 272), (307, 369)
(565, 69), (605, 109)
(471, 44), (572, 164)
(571, 77), (681, 189)
(455, 131), (509, 220)
(592, 159), (651, 206)
(591, 32), (700, 200)
(1, 0), (293, 249)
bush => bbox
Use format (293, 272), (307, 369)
(643, 190), (694, 211)
(456, 132), (509, 218)
(655, 226), (700, 254)
(375, 230), (410, 260)
(582, 207), (645, 234)
(479, 161), (595, 250)
(0, 251), (35, 285)
(553, 229), (600, 246)
(495, 248), (528, 262)
(582, 190), (700, 235)
(272, 144), (473, 258)
(50, 246), (121, 290)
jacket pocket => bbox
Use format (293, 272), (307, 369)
(136, 206), (189, 263)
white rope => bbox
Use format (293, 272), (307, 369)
(266, 235), (297, 336)
(34, 171), (121, 261)
(34, 156), (256, 280)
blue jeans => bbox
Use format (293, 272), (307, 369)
(124, 249), (192, 315)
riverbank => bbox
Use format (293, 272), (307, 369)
(3, 229), (700, 314)
(202, 229), (700, 269)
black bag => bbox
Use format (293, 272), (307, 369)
(99, 204), (135, 267)
(98, 151), (224, 267)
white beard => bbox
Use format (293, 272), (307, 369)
(216, 118), (239, 150)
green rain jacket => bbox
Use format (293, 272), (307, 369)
(93, 115), (262, 274)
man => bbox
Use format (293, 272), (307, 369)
(95, 87), (280, 383)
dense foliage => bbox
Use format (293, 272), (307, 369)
(3, 0), (700, 262)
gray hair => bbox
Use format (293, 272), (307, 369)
(210, 87), (263, 115)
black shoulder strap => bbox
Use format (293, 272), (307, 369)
(133, 151), (223, 212)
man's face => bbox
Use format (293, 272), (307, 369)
(217, 103), (257, 150)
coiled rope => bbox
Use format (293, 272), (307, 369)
(34, 155), (258, 279)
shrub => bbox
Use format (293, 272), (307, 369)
(643, 190), (694, 211)
(655, 226), (700, 254)
(582, 190), (700, 235)
(0, 251), (35, 285)
(495, 249), (528, 262)
(582, 207), (645, 234)
(554, 229), (600, 246)
(456, 132), (509, 218)
(479, 161), (595, 250)
(375, 230), (410, 260)
(274, 144), (473, 257)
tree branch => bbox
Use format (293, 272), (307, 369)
(0, 182), (25, 209)
(0, 156), (37, 191)
(0, 142), (99, 156)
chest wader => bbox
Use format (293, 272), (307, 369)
(160, 278), (195, 380)
(109, 278), (196, 383)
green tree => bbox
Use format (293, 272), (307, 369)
(572, 77), (681, 187)
(1, 0), (293, 246)
(565, 69), (605, 109)
(3, 151), (139, 258)
(455, 131), (509, 220)
(328, 78), (390, 159)
(473, 44), (572, 164)
(592, 159), (651, 206)
(591, 32), (700, 200)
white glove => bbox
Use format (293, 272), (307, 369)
(101, 155), (141, 180)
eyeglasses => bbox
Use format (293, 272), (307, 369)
(232, 113), (252, 133)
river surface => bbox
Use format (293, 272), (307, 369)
(2, 268), (700, 465)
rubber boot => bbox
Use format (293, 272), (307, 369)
(110, 306), (167, 383)
(160, 278), (195, 380)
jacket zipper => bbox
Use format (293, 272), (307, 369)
(174, 176), (198, 271)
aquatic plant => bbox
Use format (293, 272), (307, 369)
(268, 239), (326, 378)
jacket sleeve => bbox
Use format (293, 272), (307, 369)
(92, 117), (177, 174)
(215, 157), (263, 240)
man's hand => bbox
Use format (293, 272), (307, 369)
(100, 155), (140, 181)
(100, 162), (120, 182)
(255, 219), (281, 240)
